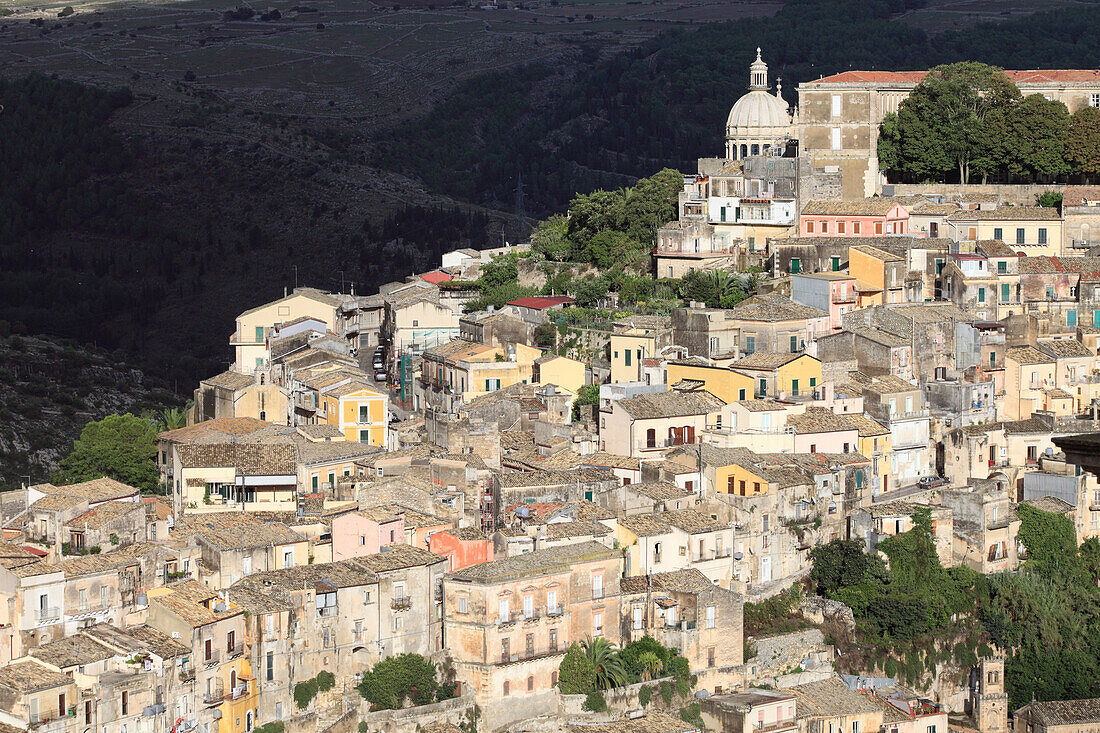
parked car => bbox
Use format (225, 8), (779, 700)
(375, 369), (387, 382)
(917, 475), (946, 488)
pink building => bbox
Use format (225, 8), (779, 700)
(331, 510), (405, 560)
(428, 527), (494, 571)
(800, 200), (910, 237)
(790, 272), (858, 332)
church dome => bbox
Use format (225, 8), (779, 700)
(727, 89), (791, 131)
(724, 48), (792, 160)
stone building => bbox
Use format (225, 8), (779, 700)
(443, 542), (623, 730)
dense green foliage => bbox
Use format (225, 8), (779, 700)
(743, 585), (813, 637)
(293, 679), (319, 710)
(255, 722), (284, 733)
(582, 690), (607, 713)
(52, 413), (159, 491)
(383, 0), (1100, 217)
(557, 637), (694, 696)
(879, 62), (1090, 183)
(582, 637), (628, 690)
(557, 643), (597, 694)
(1067, 107), (1100, 182)
(681, 270), (751, 309)
(357, 654), (439, 710)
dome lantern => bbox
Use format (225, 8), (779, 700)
(749, 47), (769, 91)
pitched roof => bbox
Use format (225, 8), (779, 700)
(158, 417), (271, 444)
(810, 69), (1100, 86)
(726, 293), (826, 322)
(1037, 339), (1094, 359)
(64, 501), (144, 530)
(1006, 346), (1054, 365)
(731, 352), (813, 370)
(196, 522), (304, 551)
(1021, 699), (1100, 726)
(176, 443), (297, 474)
(616, 390), (723, 419)
(447, 541), (616, 583)
(619, 567), (721, 594)
(201, 370), (255, 391)
(0, 660), (73, 693)
(1021, 496), (1075, 514)
(948, 206), (1060, 221)
(785, 676), (884, 717)
(32, 477), (139, 503)
(802, 199), (902, 216)
(507, 296), (575, 310)
(1064, 186), (1100, 207)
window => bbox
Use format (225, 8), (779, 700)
(121, 691), (128, 716)
(255, 326), (264, 342)
(1016, 228), (1025, 244)
(592, 574), (603, 600)
(708, 647), (716, 667)
(646, 429), (656, 449)
(359, 429), (370, 443)
(458, 596), (467, 614)
(593, 613), (603, 636)
(790, 258), (801, 275)
(624, 349), (631, 367)
(1001, 283), (1010, 302)
(790, 335), (798, 352)
(993, 227), (1002, 241)
(1092, 93), (1100, 108)
(832, 256), (841, 270)
(821, 221), (829, 234)
(853, 222), (861, 235)
(359, 405), (369, 423)
(549, 628), (558, 651)
(791, 379), (799, 396)
(875, 221), (883, 235)
(503, 682), (510, 697)
(633, 606), (643, 630)
(853, 722), (861, 733)
(1068, 310), (1078, 327)
(705, 605), (715, 629)
(499, 598), (509, 623)
(997, 260), (1006, 274)
(267, 652), (274, 681)
(831, 127), (841, 150)
(837, 221), (846, 235)
(759, 378), (768, 397)
(1038, 228), (1047, 245)
(746, 336), (756, 354)
(1046, 286), (1054, 299)
(523, 595), (534, 619)
(806, 221), (814, 234)
(831, 94), (842, 117)
(527, 676), (534, 692)
(738, 388), (746, 401)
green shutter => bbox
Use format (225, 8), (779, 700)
(790, 258), (801, 274)
(791, 379), (799, 396)
(1001, 283), (1009, 302)
(1068, 310), (1077, 327)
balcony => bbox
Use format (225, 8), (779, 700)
(755, 719), (798, 733)
(317, 605), (339, 618)
(203, 683), (225, 706)
(202, 650), (221, 666)
(35, 607), (60, 622)
(635, 437), (700, 452)
(547, 607), (563, 617)
(497, 612), (521, 627)
(180, 667), (196, 683)
(391, 596), (411, 610)
(226, 642), (244, 659)
(496, 648), (566, 666)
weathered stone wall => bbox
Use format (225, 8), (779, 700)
(889, 184), (1056, 206)
(356, 694), (477, 733)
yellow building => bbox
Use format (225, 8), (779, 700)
(610, 330), (658, 383)
(232, 288), (342, 373)
(840, 413), (893, 495)
(667, 361), (755, 403)
(322, 380), (388, 446)
(849, 244), (906, 305)
(947, 207), (1064, 257)
(533, 353), (586, 395)
(730, 353), (823, 399)
(715, 460), (770, 496)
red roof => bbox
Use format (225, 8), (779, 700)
(22, 546), (47, 557)
(507, 296), (575, 310)
(1065, 186), (1100, 207)
(812, 69), (1100, 86)
(420, 270), (453, 284)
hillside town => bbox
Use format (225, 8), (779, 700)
(7, 51), (1100, 733)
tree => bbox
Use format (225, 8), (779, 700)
(584, 230), (634, 271)
(572, 383), (600, 421)
(478, 253), (518, 289)
(1017, 503), (1080, 581)
(619, 636), (671, 682)
(810, 539), (872, 596)
(161, 406), (188, 430)
(557, 643), (596, 694)
(878, 507), (941, 591)
(886, 62), (1020, 183)
(530, 215), (571, 261)
(53, 413), (158, 491)
(1001, 95), (1069, 180)
(582, 636), (627, 690)
(636, 652), (663, 681)
(357, 654), (439, 710)
(534, 322), (557, 349)
(1067, 106), (1100, 182)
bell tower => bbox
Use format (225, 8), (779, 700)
(971, 656), (1009, 733)
(749, 47), (769, 91)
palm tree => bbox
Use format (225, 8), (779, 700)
(161, 407), (188, 430)
(636, 651), (663, 681)
(581, 636), (627, 690)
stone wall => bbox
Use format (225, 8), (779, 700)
(888, 184), (1056, 206)
(743, 628), (834, 687)
(357, 694), (477, 733)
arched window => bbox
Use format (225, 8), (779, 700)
(740, 144), (748, 159)
(751, 144), (760, 156)
(528, 676), (535, 691)
(246, 711), (254, 733)
(503, 681), (510, 696)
